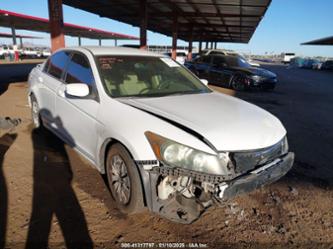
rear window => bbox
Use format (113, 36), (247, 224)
(47, 51), (71, 80)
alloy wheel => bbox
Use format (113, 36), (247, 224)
(109, 154), (131, 205)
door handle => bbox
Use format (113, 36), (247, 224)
(38, 76), (43, 83)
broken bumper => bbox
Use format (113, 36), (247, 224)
(216, 152), (294, 201)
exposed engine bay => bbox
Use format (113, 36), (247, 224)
(144, 151), (294, 224)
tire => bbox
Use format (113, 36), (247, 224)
(30, 95), (42, 129)
(106, 143), (145, 214)
(230, 74), (246, 91)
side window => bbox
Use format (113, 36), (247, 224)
(196, 56), (211, 64)
(65, 53), (95, 85)
(213, 56), (227, 66)
(202, 56), (211, 64)
(47, 51), (71, 79)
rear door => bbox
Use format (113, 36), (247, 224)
(38, 51), (71, 125)
(193, 55), (212, 80)
(210, 56), (230, 86)
(55, 52), (100, 161)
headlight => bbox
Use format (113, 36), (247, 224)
(145, 131), (230, 175)
(251, 75), (262, 81)
(281, 136), (289, 155)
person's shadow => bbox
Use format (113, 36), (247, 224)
(0, 133), (17, 249)
(25, 114), (93, 249)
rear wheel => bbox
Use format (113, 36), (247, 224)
(106, 143), (145, 214)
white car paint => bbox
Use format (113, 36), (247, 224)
(120, 92), (286, 151)
(28, 46), (288, 171)
(28, 46), (293, 223)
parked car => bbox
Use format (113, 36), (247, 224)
(198, 49), (261, 67)
(22, 47), (39, 59)
(28, 47), (294, 224)
(37, 48), (51, 58)
(0, 45), (9, 58)
(282, 53), (295, 64)
(289, 57), (305, 68)
(301, 58), (320, 69)
(200, 49), (238, 56)
(163, 51), (187, 64)
(321, 60), (333, 70)
(185, 54), (277, 90)
(0, 45), (22, 60)
(312, 60), (323, 70)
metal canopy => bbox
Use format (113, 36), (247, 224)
(0, 32), (41, 39)
(0, 9), (138, 40)
(301, 36), (333, 46)
(63, 0), (271, 43)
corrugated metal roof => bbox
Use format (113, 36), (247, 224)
(63, 0), (272, 43)
(0, 9), (138, 40)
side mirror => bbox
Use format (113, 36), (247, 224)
(200, 79), (209, 86)
(65, 83), (90, 98)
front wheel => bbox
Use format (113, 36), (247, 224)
(230, 74), (247, 91)
(30, 95), (42, 128)
(106, 143), (145, 214)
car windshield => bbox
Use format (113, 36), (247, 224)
(226, 56), (251, 68)
(97, 55), (211, 98)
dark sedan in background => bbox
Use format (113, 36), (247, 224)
(185, 54), (277, 90)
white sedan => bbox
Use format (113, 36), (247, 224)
(28, 46), (294, 223)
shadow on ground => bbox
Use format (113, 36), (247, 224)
(25, 115), (93, 249)
(0, 133), (17, 249)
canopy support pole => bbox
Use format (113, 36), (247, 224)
(11, 26), (17, 45)
(187, 26), (193, 61)
(78, 36), (81, 46)
(48, 0), (65, 52)
(98, 39), (102, 46)
(171, 14), (178, 60)
(140, 0), (147, 49)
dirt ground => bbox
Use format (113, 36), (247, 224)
(1, 65), (333, 249)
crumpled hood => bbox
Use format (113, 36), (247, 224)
(119, 92), (286, 151)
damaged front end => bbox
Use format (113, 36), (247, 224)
(140, 132), (294, 224)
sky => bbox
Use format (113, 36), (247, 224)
(0, 0), (333, 57)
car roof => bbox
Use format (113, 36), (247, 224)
(60, 46), (163, 57)
(209, 53), (239, 59)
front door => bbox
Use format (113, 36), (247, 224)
(55, 52), (99, 162)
